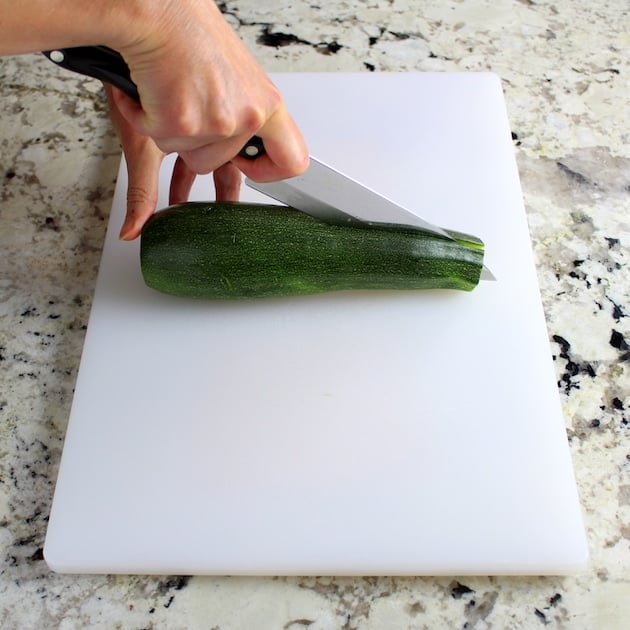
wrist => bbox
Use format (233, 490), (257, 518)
(102, 0), (161, 52)
(0, 0), (153, 55)
(113, 1), (225, 60)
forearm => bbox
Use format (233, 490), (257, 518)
(0, 0), (146, 55)
(2, 0), (308, 189)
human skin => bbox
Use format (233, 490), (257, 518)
(106, 85), (242, 240)
(0, 0), (309, 238)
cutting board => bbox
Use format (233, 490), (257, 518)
(44, 73), (588, 575)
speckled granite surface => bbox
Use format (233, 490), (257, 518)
(1, 1), (629, 628)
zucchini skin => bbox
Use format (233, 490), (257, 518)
(140, 202), (484, 300)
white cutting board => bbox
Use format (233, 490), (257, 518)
(44, 73), (588, 575)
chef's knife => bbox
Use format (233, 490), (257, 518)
(42, 46), (265, 160)
(43, 45), (494, 279)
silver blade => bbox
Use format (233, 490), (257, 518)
(480, 265), (496, 281)
(245, 156), (454, 239)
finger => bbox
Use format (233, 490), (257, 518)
(178, 133), (253, 175)
(171, 104), (308, 178)
(234, 107), (309, 182)
(108, 83), (148, 134)
(169, 156), (197, 205)
(105, 85), (166, 240)
(213, 163), (242, 202)
(119, 148), (165, 240)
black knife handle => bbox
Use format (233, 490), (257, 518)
(44, 46), (139, 102)
(42, 46), (266, 160)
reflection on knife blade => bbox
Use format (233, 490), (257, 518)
(246, 157), (454, 239)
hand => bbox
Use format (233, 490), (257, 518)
(109, 0), (309, 181)
(105, 85), (242, 240)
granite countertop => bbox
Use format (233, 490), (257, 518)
(1, 1), (628, 628)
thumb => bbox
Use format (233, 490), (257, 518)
(105, 84), (165, 240)
(119, 148), (164, 240)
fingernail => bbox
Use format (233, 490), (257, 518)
(119, 218), (135, 241)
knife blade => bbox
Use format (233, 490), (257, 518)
(42, 46), (265, 160)
(246, 157), (455, 239)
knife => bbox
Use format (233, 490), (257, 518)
(43, 46), (494, 279)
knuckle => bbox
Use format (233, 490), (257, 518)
(241, 105), (267, 135)
(165, 104), (203, 139)
(287, 151), (311, 177)
(151, 107), (207, 154)
(179, 150), (214, 176)
(208, 108), (237, 139)
(126, 186), (156, 208)
(264, 81), (283, 109)
(245, 86), (282, 133)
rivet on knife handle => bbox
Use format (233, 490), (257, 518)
(43, 46), (265, 160)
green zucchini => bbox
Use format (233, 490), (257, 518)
(140, 202), (485, 300)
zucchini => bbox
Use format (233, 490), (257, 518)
(140, 202), (485, 300)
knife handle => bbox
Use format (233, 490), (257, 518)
(43, 46), (266, 160)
